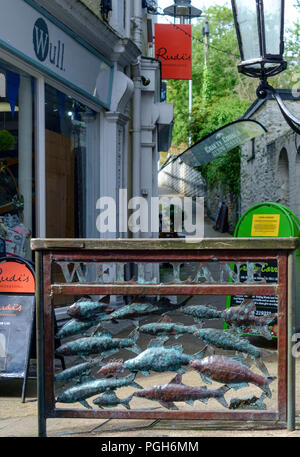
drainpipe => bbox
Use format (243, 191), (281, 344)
(130, 0), (143, 242)
(131, 0), (143, 201)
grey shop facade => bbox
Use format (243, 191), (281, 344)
(0, 0), (114, 260)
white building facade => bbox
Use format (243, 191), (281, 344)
(0, 0), (173, 258)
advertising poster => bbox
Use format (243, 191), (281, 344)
(229, 261), (278, 338)
(0, 260), (35, 378)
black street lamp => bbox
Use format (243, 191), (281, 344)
(163, 0), (202, 21)
(231, 0), (300, 134)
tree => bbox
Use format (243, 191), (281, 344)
(166, 5), (255, 149)
(165, 5), (254, 195)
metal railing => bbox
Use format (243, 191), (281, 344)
(31, 237), (299, 437)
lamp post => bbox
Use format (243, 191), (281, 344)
(163, 0), (202, 20)
(163, 0), (203, 146)
(231, 0), (300, 134)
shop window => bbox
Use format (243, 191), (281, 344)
(0, 60), (35, 260)
(45, 84), (97, 238)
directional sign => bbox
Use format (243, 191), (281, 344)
(161, 120), (267, 169)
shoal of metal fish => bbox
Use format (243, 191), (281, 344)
(67, 295), (113, 320)
(193, 328), (273, 376)
(55, 329), (141, 359)
(189, 355), (276, 398)
(93, 391), (133, 410)
(133, 373), (230, 409)
(229, 394), (267, 410)
(221, 298), (277, 340)
(56, 373), (142, 409)
(135, 315), (198, 340)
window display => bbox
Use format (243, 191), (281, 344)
(0, 60), (34, 259)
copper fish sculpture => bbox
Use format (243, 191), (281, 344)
(221, 298), (277, 340)
(97, 359), (125, 377)
(134, 373), (230, 409)
(98, 296), (193, 324)
(135, 315), (198, 340)
(178, 304), (221, 323)
(56, 373), (142, 409)
(55, 329), (141, 359)
(229, 393), (267, 410)
(55, 359), (102, 384)
(193, 328), (273, 376)
(189, 355), (276, 398)
(93, 391), (133, 410)
(67, 296), (113, 320)
(106, 339), (204, 377)
(55, 314), (109, 339)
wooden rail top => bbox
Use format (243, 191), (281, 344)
(31, 237), (300, 251)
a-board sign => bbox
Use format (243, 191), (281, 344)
(228, 260), (278, 338)
(213, 202), (223, 230)
(0, 258), (35, 378)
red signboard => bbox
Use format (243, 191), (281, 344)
(0, 261), (35, 294)
(155, 24), (192, 80)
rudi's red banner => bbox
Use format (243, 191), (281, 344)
(155, 24), (192, 80)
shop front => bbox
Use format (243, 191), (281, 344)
(0, 0), (114, 260)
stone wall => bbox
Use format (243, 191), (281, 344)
(241, 95), (300, 217)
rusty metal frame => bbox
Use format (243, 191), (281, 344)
(32, 238), (298, 437)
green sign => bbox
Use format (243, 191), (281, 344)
(163, 120), (267, 169)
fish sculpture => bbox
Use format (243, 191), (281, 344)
(221, 299), (277, 340)
(136, 315), (198, 340)
(189, 355), (276, 397)
(56, 373), (142, 409)
(55, 315), (109, 339)
(179, 304), (221, 323)
(193, 328), (273, 376)
(97, 359), (125, 377)
(55, 330), (141, 359)
(229, 394), (267, 410)
(93, 391), (133, 410)
(98, 296), (193, 324)
(67, 296), (113, 320)
(55, 359), (102, 384)
(110, 339), (204, 376)
(133, 373), (230, 409)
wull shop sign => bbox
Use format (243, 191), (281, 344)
(155, 24), (192, 80)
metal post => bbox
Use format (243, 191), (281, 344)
(179, 15), (192, 147)
(287, 252), (296, 431)
(36, 251), (47, 437)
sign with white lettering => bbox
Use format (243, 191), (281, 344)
(176, 120), (267, 167)
(0, 0), (113, 108)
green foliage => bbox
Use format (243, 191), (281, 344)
(0, 130), (14, 151)
(165, 3), (300, 196)
(166, 5), (255, 146)
(199, 147), (241, 196)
